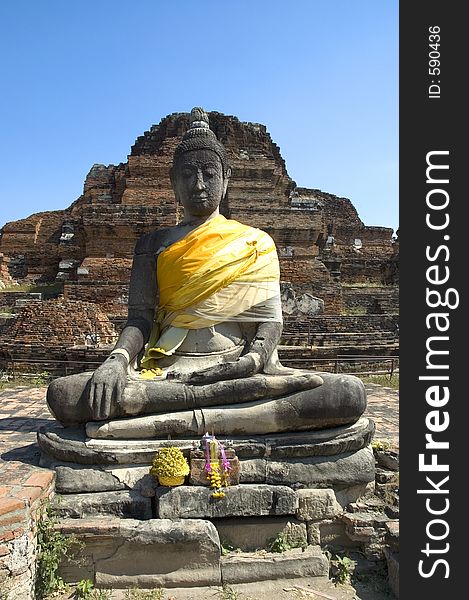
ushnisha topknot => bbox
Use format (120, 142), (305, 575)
(173, 107), (230, 174)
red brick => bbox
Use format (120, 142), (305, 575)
(0, 487), (12, 498)
(13, 487), (42, 504)
(0, 498), (24, 516)
(0, 544), (9, 557)
(24, 471), (54, 489)
(0, 526), (25, 543)
(0, 511), (26, 528)
(58, 517), (120, 536)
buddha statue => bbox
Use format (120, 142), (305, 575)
(46, 108), (366, 440)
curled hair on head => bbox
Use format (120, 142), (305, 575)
(173, 107), (230, 175)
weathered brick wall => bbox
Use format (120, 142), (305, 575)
(0, 471), (55, 600)
(342, 286), (399, 314)
(291, 282), (343, 315)
(0, 316), (15, 338)
(284, 314), (399, 334)
(0, 292), (42, 309)
(0, 343), (111, 375)
(279, 259), (330, 285)
(63, 283), (129, 318)
(340, 260), (390, 284)
(0, 299), (117, 350)
(0, 211), (68, 279)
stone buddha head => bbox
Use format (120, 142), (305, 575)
(170, 108), (232, 218)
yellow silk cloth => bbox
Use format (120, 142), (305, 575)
(140, 215), (281, 371)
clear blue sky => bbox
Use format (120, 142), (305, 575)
(0, 0), (398, 233)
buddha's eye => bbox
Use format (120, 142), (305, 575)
(204, 169), (216, 178)
(181, 168), (194, 178)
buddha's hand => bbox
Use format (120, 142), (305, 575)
(88, 354), (128, 420)
(184, 352), (262, 385)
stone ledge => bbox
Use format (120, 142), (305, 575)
(52, 490), (152, 520)
(38, 417), (375, 465)
(221, 546), (329, 583)
(58, 517), (222, 588)
(157, 484), (298, 519)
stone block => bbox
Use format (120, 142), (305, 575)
(375, 468), (399, 485)
(60, 517), (222, 588)
(316, 519), (360, 549)
(156, 484), (298, 519)
(265, 447), (375, 487)
(95, 519), (221, 588)
(375, 449), (399, 471)
(334, 481), (375, 507)
(53, 490), (152, 520)
(239, 459), (267, 483)
(306, 522), (320, 545)
(221, 546), (328, 583)
(341, 511), (390, 529)
(385, 520), (399, 543)
(55, 466), (126, 493)
(296, 489), (342, 521)
(213, 517), (307, 552)
(108, 466), (158, 497)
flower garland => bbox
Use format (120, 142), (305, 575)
(203, 433), (231, 499)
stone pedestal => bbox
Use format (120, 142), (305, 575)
(37, 417), (376, 587)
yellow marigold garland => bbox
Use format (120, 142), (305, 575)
(150, 446), (189, 486)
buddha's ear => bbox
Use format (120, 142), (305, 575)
(170, 166), (180, 202)
(222, 167), (232, 198)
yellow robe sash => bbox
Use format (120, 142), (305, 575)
(141, 214), (280, 372)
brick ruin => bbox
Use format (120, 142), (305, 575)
(0, 299), (117, 374)
(0, 111), (398, 367)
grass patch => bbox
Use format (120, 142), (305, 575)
(36, 504), (84, 599)
(324, 549), (357, 585)
(268, 531), (307, 553)
(341, 307), (368, 316)
(124, 589), (165, 599)
(0, 372), (50, 390)
(212, 585), (244, 600)
(0, 282), (63, 296)
(359, 373), (399, 390)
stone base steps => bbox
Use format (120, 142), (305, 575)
(57, 517), (329, 588)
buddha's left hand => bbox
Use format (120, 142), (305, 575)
(184, 321), (281, 385)
(184, 352), (262, 385)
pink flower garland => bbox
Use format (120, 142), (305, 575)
(202, 432), (232, 498)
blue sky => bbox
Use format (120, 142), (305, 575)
(0, 0), (398, 232)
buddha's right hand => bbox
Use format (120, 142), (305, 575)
(88, 354), (128, 420)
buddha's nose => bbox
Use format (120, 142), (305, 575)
(195, 170), (206, 191)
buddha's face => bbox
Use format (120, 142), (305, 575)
(171, 149), (230, 218)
